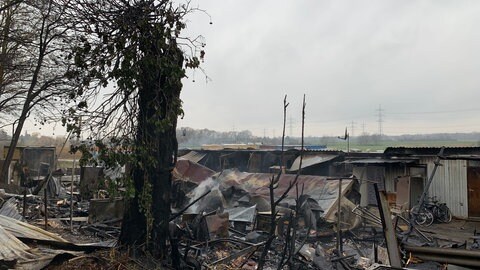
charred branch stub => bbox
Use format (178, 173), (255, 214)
(257, 95), (306, 270)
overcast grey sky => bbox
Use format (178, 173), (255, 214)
(177, 0), (480, 137)
(19, 0), (480, 138)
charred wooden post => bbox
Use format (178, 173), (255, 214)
(23, 187), (26, 218)
(374, 183), (402, 268)
(337, 178), (343, 255)
(44, 188), (48, 230)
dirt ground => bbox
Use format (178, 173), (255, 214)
(34, 216), (480, 269)
(416, 218), (480, 247)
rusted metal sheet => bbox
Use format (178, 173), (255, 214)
(178, 151), (206, 163)
(173, 159), (215, 184)
(468, 162), (480, 217)
(205, 212), (229, 239)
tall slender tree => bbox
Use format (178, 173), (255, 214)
(0, 0), (76, 182)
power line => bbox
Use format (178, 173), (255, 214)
(350, 121), (356, 137)
(389, 108), (480, 115)
(289, 116), (293, 137)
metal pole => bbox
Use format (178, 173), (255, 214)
(23, 187), (26, 218)
(336, 178), (342, 254)
(405, 245), (480, 257)
(347, 134), (350, 154)
(44, 187), (48, 230)
(407, 147), (445, 237)
(70, 157), (75, 231)
(416, 147), (445, 210)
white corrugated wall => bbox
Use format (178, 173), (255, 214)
(385, 165), (407, 193)
(420, 157), (468, 218)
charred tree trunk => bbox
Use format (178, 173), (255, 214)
(1, 109), (27, 183)
(119, 35), (184, 260)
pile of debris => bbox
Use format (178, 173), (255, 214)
(0, 167), (119, 269)
(1, 148), (480, 269)
(169, 153), (480, 269)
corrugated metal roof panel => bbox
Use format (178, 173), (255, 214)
(0, 215), (68, 242)
(178, 151), (206, 163)
(0, 198), (24, 221)
(385, 147), (480, 156)
(345, 159), (416, 165)
(173, 159), (215, 183)
(224, 205), (256, 223)
(288, 154), (338, 171)
(0, 224), (36, 262)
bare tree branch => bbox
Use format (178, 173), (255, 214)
(0, 0), (23, 13)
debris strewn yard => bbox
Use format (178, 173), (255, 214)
(1, 146), (480, 269)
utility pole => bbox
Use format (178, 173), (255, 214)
(362, 122), (366, 134)
(376, 104), (384, 136)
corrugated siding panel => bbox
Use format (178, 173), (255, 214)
(420, 157), (468, 218)
(385, 166), (407, 193)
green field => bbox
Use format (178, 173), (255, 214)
(325, 140), (479, 152)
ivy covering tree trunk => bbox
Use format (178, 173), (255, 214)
(63, 0), (205, 259)
(119, 40), (185, 257)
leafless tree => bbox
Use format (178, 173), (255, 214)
(0, 0), (23, 13)
(0, 0), (77, 182)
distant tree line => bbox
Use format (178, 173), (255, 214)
(176, 127), (480, 148)
(3, 128), (480, 150)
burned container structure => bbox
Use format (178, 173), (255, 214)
(384, 147), (480, 219)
